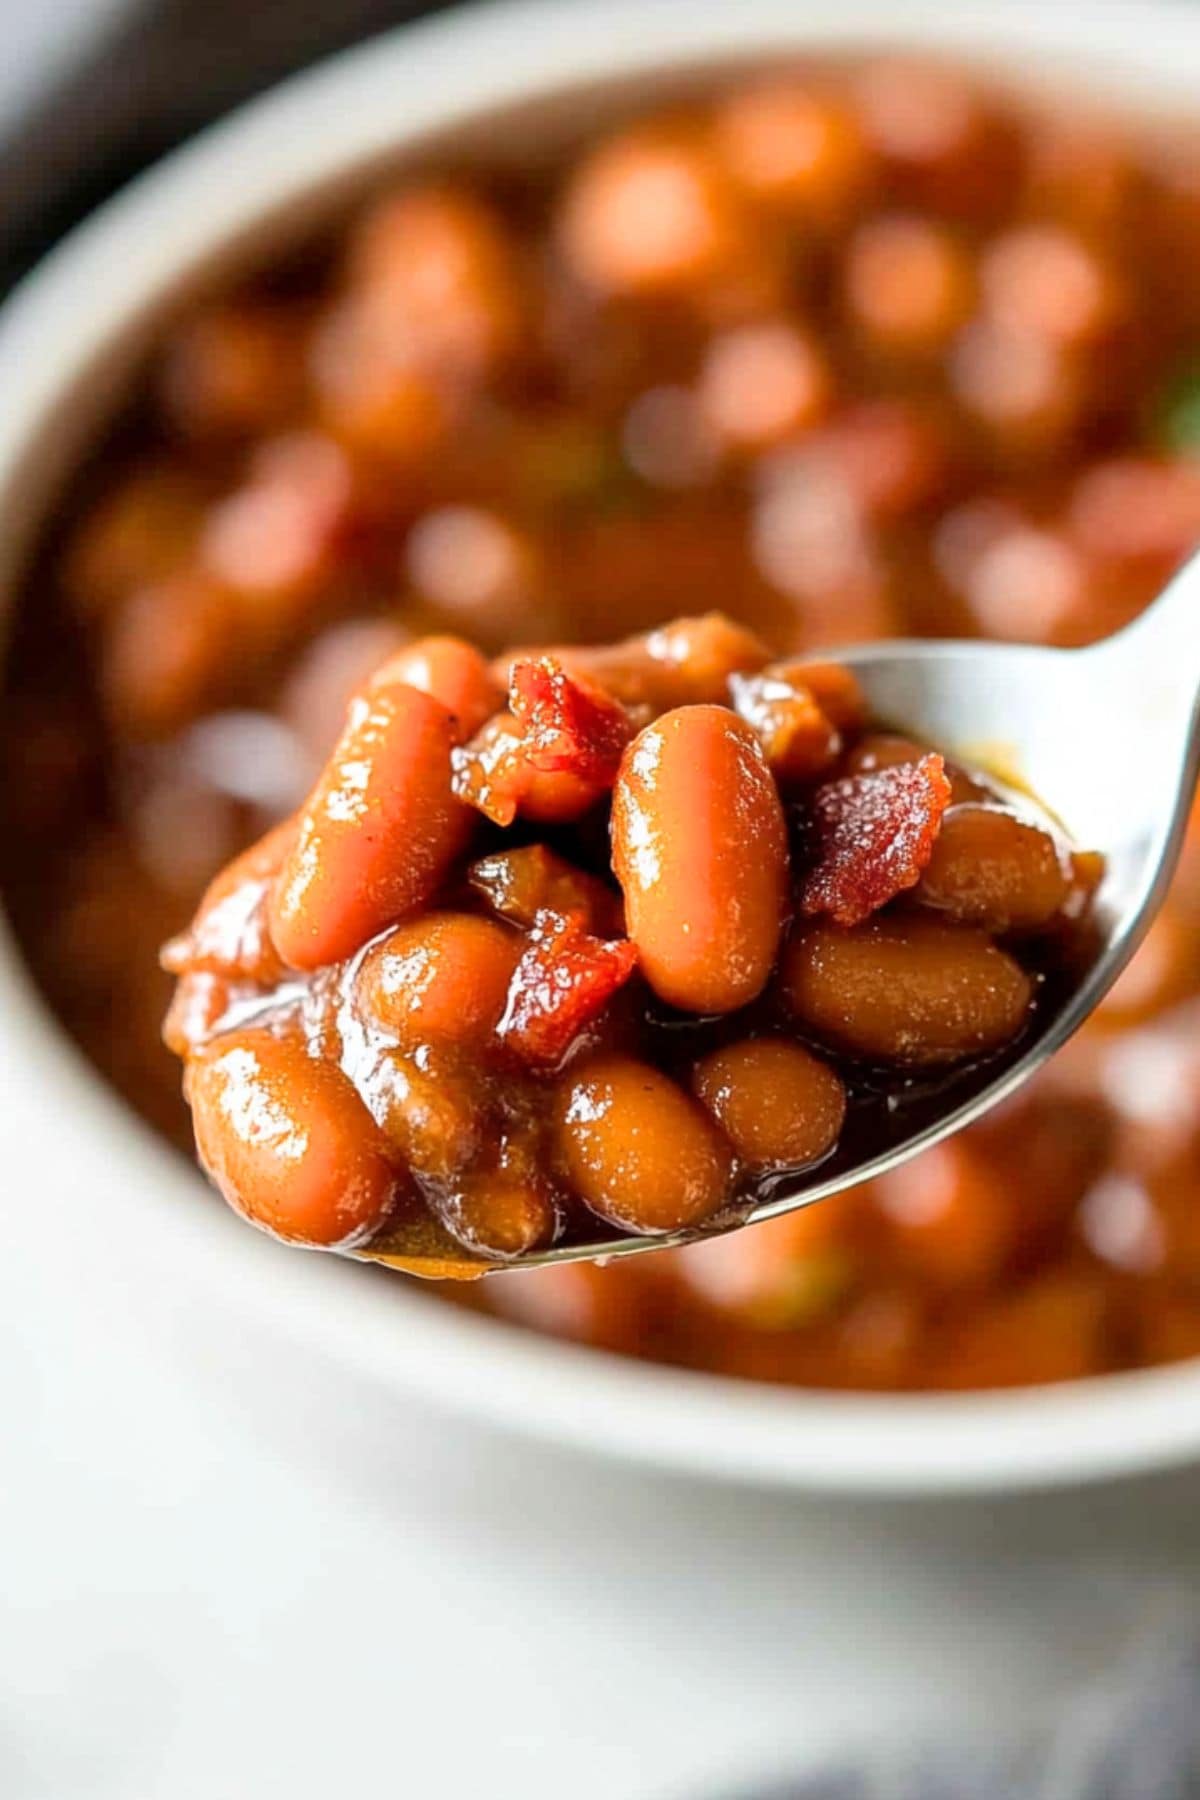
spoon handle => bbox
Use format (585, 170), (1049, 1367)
(1098, 548), (1200, 716)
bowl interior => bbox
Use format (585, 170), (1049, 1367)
(2, 0), (1200, 1494)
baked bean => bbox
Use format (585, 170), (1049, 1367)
(950, 323), (1086, 466)
(781, 916), (1034, 1065)
(844, 214), (974, 357)
(852, 59), (1007, 215)
(677, 1205), (853, 1327)
(981, 225), (1124, 349)
(558, 129), (747, 298)
(916, 804), (1071, 932)
(366, 1047), (481, 1181)
(368, 635), (501, 739)
(100, 572), (236, 739)
(715, 80), (873, 224)
(353, 912), (520, 1051)
(727, 668), (841, 785)
(873, 1139), (1016, 1287)
(311, 306), (453, 464)
(200, 435), (352, 614)
(612, 706), (787, 1013)
(405, 507), (550, 651)
(494, 614), (770, 713)
(159, 304), (306, 441)
(555, 1055), (735, 1233)
(187, 1026), (398, 1247)
(692, 1038), (846, 1171)
(775, 661), (867, 735)
(270, 684), (472, 969)
(65, 469), (205, 615)
(697, 321), (832, 452)
(1068, 457), (1200, 569)
(439, 1133), (558, 1257)
(960, 525), (1095, 645)
(348, 185), (524, 382)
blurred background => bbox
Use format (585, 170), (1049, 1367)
(4, 2), (1200, 1797)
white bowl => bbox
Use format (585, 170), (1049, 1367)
(2, 0), (1199, 1497)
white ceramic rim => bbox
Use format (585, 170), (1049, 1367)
(2, 0), (1200, 1496)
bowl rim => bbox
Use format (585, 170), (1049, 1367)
(3, 0), (1200, 1496)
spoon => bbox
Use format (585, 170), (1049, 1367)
(363, 550), (1200, 1278)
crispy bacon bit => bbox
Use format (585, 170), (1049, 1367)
(499, 908), (638, 1066)
(729, 669), (841, 785)
(798, 754), (952, 926)
(469, 845), (624, 936)
(509, 655), (633, 783)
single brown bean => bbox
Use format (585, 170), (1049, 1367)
(555, 1055), (735, 1233)
(612, 705), (788, 1013)
(916, 804), (1070, 932)
(781, 915), (1034, 1065)
(187, 1026), (398, 1247)
(270, 683), (472, 970)
(438, 1132), (558, 1257)
(353, 912), (520, 1052)
(692, 1037), (846, 1171)
(368, 634), (502, 740)
(365, 1047), (482, 1181)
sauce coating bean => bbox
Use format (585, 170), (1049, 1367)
(270, 684), (472, 969)
(368, 635), (502, 740)
(781, 916), (1034, 1065)
(692, 1038), (847, 1171)
(916, 804), (1071, 932)
(554, 1056), (735, 1233)
(611, 705), (787, 1013)
(353, 912), (520, 1051)
(188, 1026), (398, 1246)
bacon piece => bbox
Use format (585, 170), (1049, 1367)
(499, 908), (638, 1067)
(798, 754), (952, 927)
(509, 655), (633, 783)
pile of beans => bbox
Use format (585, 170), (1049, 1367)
(3, 57), (1199, 1381)
(160, 616), (1097, 1265)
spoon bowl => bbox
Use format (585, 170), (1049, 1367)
(365, 551), (1200, 1276)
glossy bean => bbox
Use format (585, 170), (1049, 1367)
(781, 916), (1034, 1065)
(554, 1055), (735, 1233)
(916, 804), (1071, 932)
(353, 912), (521, 1051)
(270, 684), (472, 969)
(692, 1037), (846, 1171)
(612, 705), (788, 1013)
(187, 1026), (398, 1247)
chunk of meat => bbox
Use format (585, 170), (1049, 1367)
(798, 754), (952, 926)
(499, 908), (639, 1068)
(508, 655), (633, 783)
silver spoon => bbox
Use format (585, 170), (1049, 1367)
(364, 552), (1200, 1278)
